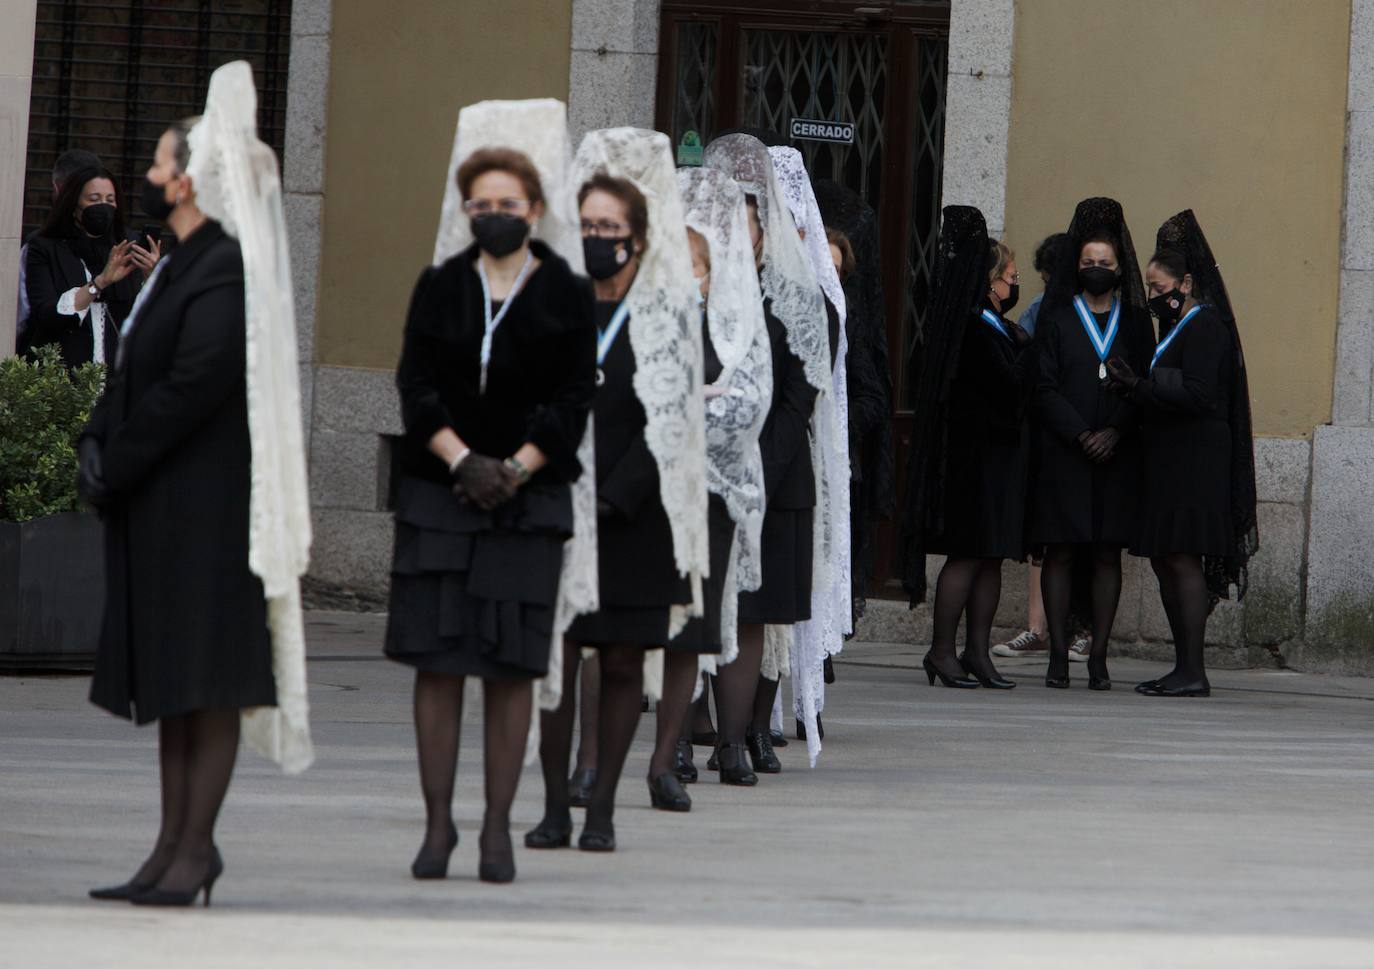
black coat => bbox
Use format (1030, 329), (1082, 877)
(22, 233), (140, 367)
(1130, 306), (1236, 556)
(84, 221), (274, 723)
(759, 300), (821, 510)
(1029, 299), (1154, 546)
(927, 308), (1035, 559)
(395, 241), (595, 487)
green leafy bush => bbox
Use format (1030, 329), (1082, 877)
(0, 345), (105, 522)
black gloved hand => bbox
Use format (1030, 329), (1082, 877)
(1006, 320), (1033, 349)
(77, 437), (110, 509)
(451, 454), (517, 511)
(1105, 356), (1138, 396)
(1083, 426), (1121, 463)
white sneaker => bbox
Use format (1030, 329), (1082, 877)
(991, 630), (1047, 658)
(1068, 636), (1091, 662)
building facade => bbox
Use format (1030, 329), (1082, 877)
(2, 0), (1371, 671)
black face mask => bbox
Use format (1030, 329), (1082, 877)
(583, 236), (634, 281)
(141, 176), (176, 222)
(471, 213), (531, 257)
(78, 203), (116, 237)
(999, 282), (1020, 314)
(1078, 266), (1119, 297)
(1148, 288), (1186, 324)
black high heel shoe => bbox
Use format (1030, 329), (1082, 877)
(746, 730), (782, 774)
(795, 716), (824, 741)
(524, 815), (573, 849)
(648, 772), (692, 812)
(478, 829), (516, 883)
(768, 729), (789, 748)
(90, 845), (221, 902)
(567, 768), (596, 808)
(958, 653), (1016, 690)
(1087, 662), (1112, 691)
(923, 653), (979, 689)
(411, 821), (459, 879)
(578, 822), (616, 852)
(130, 850), (224, 908)
(716, 743), (757, 786)
(673, 740), (698, 784)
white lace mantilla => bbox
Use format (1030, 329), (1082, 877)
(187, 61), (313, 773)
(769, 147), (853, 768)
(677, 166), (771, 667)
(571, 128), (710, 646)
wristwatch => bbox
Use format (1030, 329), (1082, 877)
(86, 281), (104, 302)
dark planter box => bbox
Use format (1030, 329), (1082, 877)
(0, 511), (103, 672)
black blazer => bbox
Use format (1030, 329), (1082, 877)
(758, 300), (820, 510)
(84, 221), (274, 724)
(22, 234), (140, 367)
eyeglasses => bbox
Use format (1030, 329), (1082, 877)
(463, 198), (530, 216)
(1003, 272), (1021, 284)
(581, 219), (630, 238)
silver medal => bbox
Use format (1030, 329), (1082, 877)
(1098, 362), (1107, 380)
(595, 367), (606, 387)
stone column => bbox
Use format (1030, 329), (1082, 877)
(938, 0), (1014, 238)
(0, 1), (37, 359)
(1302, 0), (1374, 671)
(567, 0), (661, 145)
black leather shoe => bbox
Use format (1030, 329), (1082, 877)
(411, 822), (458, 879)
(768, 729), (789, 748)
(746, 730), (782, 773)
(923, 653), (979, 688)
(130, 851), (224, 908)
(648, 772), (692, 812)
(1045, 674), (1070, 689)
(795, 716), (825, 742)
(717, 743), (758, 786)
(706, 748), (720, 771)
(1089, 675), (1112, 691)
(478, 829), (516, 884)
(567, 768), (596, 808)
(90, 846), (221, 902)
(1138, 679), (1211, 697)
(578, 825), (616, 852)
(673, 740), (698, 783)
(523, 817), (573, 849)
(958, 653), (1016, 689)
(1134, 679), (1163, 694)
(823, 655), (836, 684)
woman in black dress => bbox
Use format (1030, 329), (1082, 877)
(1106, 210), (1258, 696)
(387, 138), (596, 884)
(22, 165), (156, 368)
(528, 128), (707, 850)
(901, 207), (1035, 689)
(83, 63), (312, 908)
(702, 133), (830, 784)
(1030, 198), (1155, 690)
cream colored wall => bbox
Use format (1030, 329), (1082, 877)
(1004, 0), (1351, 438)
(315, 0), (573, 369)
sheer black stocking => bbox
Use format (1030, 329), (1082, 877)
(573, 653), (600, 774)
(930, 556), (987, 679)
(412, 671), (464, 863)
(689, 679), (715, 737)
(650, 651), (697, 778)
(584, 645), (645, 837)
(1041, 545), (1076, 682)
(535, 640), (582, 830)
(480, 677), (532, 863)
(123, 717), (190, 888)
(1151, 553), (1210, 687)
(151, 709), (239, 894)
(961, 558), (1005, 678)
(1089, 546), (1123, 681)
(714, 623), (764, 748)
(750, 674), (780, 736)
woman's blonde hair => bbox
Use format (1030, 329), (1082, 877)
(988, 239), (1014, 284)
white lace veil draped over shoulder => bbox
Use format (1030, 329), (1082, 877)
(768, 147), (853, 767)
(431, 99), (597, 730)
(186, 60), (313, 773)
(570, 129), (710, 651)
(676, 166), (772, 667)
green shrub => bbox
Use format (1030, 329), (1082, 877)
(0, 346), (105, 522)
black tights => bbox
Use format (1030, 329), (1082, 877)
(929, 556), (1004, 679)
(126, 709), (240, 894)
(1042, 544), (1120, 681)
(650, 651), (697, 778)
(712, 623), (764, 747)
(414, 671), (532, 860)
(573, 655), (600, 774)
(537, 642), (644, 836)
(1151, 553), (1210, 686)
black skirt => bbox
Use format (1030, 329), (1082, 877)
(667, 496), (734, 654)
(926, 414), (1028, 560)
(1131, 418), (1234, 557)
(738, 506), (814, 625)
(385, 475), (572, 680)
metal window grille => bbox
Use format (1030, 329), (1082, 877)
(22, 0), (292, 238)
(900, 35), (946, 403)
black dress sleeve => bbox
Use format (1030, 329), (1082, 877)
(100, 278), (246, 494)
(1130, 314), (1226, 417)
(1034, 313), (1091, 444)
(523, 277), (596, 480)
(22, 239), (81, 355)
(395, 267), (452, 449)
(759, 310), (821, 499)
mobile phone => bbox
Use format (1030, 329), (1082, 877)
(141, 224), (163, 249)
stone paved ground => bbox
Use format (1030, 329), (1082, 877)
(3, 610), (1374, 968)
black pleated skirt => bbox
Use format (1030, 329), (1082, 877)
(1131, 418), (1234, 557)
(385, 475), (572, 681)
(738, 505), (813, 625)
(667, 496), (734, 654)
